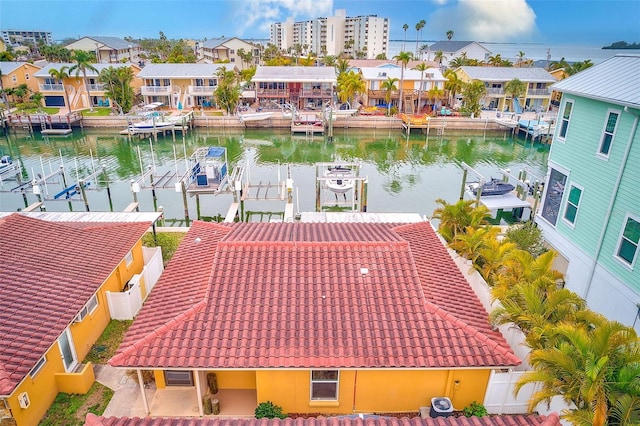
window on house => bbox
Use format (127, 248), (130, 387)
(598, 111), (619, 157)
(30, 356), (46, 378)
(617, 216), (640, 267)
(76, 294), (99, 322)
(164, 370), (194, 386)
(25, 73), (30, 80)
(125, 250), (133, 266)
(563, 184), (582, 225)
(559, 100), (573, 139)
(310, 370), (339, 400)
(541, 168), (567, 226)
(12, 75), (16, 82)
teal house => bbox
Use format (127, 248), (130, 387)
(535, 54), (640, 331)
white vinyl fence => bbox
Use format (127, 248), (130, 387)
(106, 246), (164, 320)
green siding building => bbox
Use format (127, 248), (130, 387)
(536, 54), (640, 331)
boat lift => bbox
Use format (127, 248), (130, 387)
(315, 162), (368, 213)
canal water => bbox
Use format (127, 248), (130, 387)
(0, 127), (549, 225)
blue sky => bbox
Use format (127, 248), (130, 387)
(1, 0), (638, 45)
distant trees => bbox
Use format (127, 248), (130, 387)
(446, 30), (454, 40)
(403, 24), (409, 51)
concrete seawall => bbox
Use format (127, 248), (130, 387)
(80, 114), (513, 132)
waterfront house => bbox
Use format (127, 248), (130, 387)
(201, 37), (261, 68)
(360, 66), (446, 113)
(251, 66), (337, 111)
(455, 66), (556, 112)
(535, 54), (640, 332)
(0, 212), (162, 426)
(424, 41), (492, 66)
(64, 36), (142, 65)
(110, 220), (520, 417)
(33, 62), (142, 111)
(0, 61), (41, 104)
(136, 63), (229, 110)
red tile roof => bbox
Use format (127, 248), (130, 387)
(0, 214), (152, 395)
(86, 413), (562, 426)
(111, 221), (519, 369)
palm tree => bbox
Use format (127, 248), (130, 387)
(412, 62), (428, 114)
(337, 71), (365, 106)
(0, 69), (10, 109)
(460, 80), (486, 117)
(402, 24), (409, 51)
(335, 57), (350, 75)
(446, 30), (454, 40)
(69, 50), (99, 112)
(415, 20), (426, 56)
(487, 54), (504, 66)
(48, 66), (72, 112)
(380, 77), (398, 116)
(433, 50), (445, 68)
(431, 198), (490, 242)
(504, 78), (527, 112)
(516, 51), (526, 67)
(214, 66), (241, 114)
(515, 320), (640, 426)
(444, 69), (464, 107)
(393, 51), (413, 113)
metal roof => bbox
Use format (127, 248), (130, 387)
(428, 41), (490, 53)
(84, 36), (138, 50)
(33, 62), (134, 77)
(253, 66), (337, 83)
(0, 211), (162, 223)
(459, 66), (557, 83)
(136, 63), (229, 78)
(551, 54), (640, 108)
(0, 61), (32, 74)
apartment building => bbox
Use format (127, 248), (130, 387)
(1, 29), (53, 47)
(270, 9), (388, 59)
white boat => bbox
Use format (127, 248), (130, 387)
(238, 111), (274, 122)
(130, 117), (176, 130)
(325, 167), (354, 194)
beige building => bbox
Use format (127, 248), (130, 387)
(64, 36), (142, 65)
(0, 61), (41, 106)
(270, 9), (389, 59)
(200, 37), (261, 69)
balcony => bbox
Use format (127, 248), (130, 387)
(189, 85), (216, 94)
(257, 88), (289, 97)
(528, 88), (551, 96)
(141, 85), (172, 96)
(486, 88), (505, 95)
(368, 89), (398, 99)
(39, 83), (63, 92)
(300, 89), (332, 98)
(88, 83), (105, 92)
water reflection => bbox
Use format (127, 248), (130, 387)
(0, 127), (549, 223)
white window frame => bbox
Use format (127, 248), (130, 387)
(125, 250), (134, 266)
(29, 355), (46, 378)
(75, 294), (99, 322)
(615, 214), (640, 269)
(596, 109), (620, 159)
(12, 75), (17, 82)
(557, 99), (574, 142)
(310, 370), (339, 400)
(562, 183), (583, 227)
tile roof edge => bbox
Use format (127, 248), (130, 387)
(109, 300), (207, 367)
(425, 300), (521, 366)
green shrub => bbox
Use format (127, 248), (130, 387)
(255, 401), (287, 419)
(462, 401), (488, 418)
(504, 221), (547, 257)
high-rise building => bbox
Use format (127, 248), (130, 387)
(1, 29), (53, 47)
(270, 9), (389, 59)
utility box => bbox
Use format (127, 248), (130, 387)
(430, 397), (453, 418)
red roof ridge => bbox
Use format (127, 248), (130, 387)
(109, 299), (207, 367)
(424, 300), (520, 366)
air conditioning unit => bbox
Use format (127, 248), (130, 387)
(18, 392), (30, 409)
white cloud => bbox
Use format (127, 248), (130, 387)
(428, 0), (537, 42)
(234, 0), (334, 37)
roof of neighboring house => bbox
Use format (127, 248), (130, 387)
(348, 60), (435, 69)
(0, 214), (152, 396)
(0, 61), (37, 74)
(136, 63), (230, 78)
(458, 66), (557, 83)
(253, 66), (337, 83)
(110, 221), (519, 370)
(202, 37), (254, 49)
(86, 413), (562, 426)
(68, 36), (139, 50)
(551, 54), (640, 108)
(428, 41), (491, 54)
(360, 67), (445, 82)
(33, 62), (136, 78)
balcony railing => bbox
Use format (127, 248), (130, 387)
(528, 88), (550, 96)
(39, 83), (63, 91)
(486, 88), (505, 95)
(141, 85), (172, 95)
(189, 85), (216, 94)
(257, 88), (289, 97)
(88, 83), (105, 91)
(368, 89), (399, 99)
(300, 89), (332, 97)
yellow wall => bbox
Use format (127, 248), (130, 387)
(54, 363), (95, 394)
(255, 368), (491, 415)
(2, 63), (41, 97)
(215, 371), (256, 389)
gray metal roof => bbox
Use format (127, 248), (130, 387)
(428, 41), (490, 53)
(85, 36), (138, 50)
(459, 66), (557, 83)
(202, 37), (235, 48)
(253, 66), (337, 83)
(33, 62), (133, 78)
(551, 54), (640, 108)
(136, 63), (229, 78)
(0, 61), (30, 74)
(0, 211), (162, 223)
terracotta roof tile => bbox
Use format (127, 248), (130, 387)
(111, 222), (519, 369)
(0, 214), (151, 395)
(86, 413), (561, 426)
